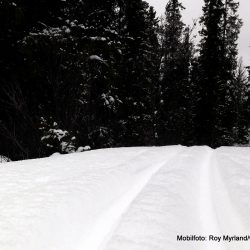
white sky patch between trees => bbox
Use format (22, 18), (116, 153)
(147, 0), (250, 66)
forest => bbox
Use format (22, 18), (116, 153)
(0, 0), (249, 161)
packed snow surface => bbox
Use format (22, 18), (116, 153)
(0, 146), (250, 250)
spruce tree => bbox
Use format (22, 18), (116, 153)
(116, 0), (159, 146)
(157, 0), (195, 145)
(220, 0), (244, 144)
(230, 59), (250, 144)
(78, 0), (121, 148)
(198, 0), (242, 146)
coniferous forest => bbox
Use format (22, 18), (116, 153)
(0, 0), (250, 161)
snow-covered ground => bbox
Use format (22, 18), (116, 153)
(0, 146), (250, 250)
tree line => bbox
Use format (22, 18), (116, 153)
(0, 0), (249, 160)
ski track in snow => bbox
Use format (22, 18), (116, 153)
(79, 146), (183, 250)
(0, 146), (250, 250)
(198, 148), (227, 250)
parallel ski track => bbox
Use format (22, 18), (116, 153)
(78, 146), (184, 250)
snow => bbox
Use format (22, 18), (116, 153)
(89, 55), (105, 62)
(77, 146), (91, 152)
(0, 146), (250, 250)
(89, 37), (107, 41)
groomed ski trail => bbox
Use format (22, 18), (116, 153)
(1, 146), (250, 250)
(104, 147), (250, 250)
(77, 146), (184, 250)
(199, 148), (250, 250)
(198, 148), (226, 250)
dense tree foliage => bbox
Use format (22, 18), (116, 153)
(0, 0), (249, 160)
(157, 0), (196, 145)
(197, 0), (247, 147)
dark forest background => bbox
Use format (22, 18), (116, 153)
(0, 0), (250, 161)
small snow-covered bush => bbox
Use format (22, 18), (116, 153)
(40, 117), (77, 154)
(0, 156), (11, 163)
(39, 117), (91, 156)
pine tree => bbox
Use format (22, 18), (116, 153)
(18, 0), (121, 152)
(157, 0), (195, 145)
(219, 0), (243, 144)
(197, 0), (224, 146)
(179, 26), (198, 145)
(146, 6), (162, 144)
(230, 59), (250, 144)
(197, 0), (242, 146)
(116, 0), (159, 146)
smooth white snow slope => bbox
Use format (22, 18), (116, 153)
(0, 146), (250, 250)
